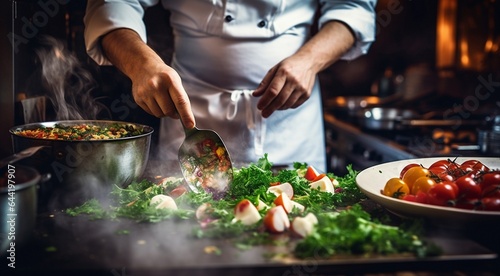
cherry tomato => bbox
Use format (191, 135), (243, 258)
(480, 197), (500, 211)
(455, 174), (481, 200)
(402, 194), (417, 202)
(427, 182), (457, 206)
(441, 180), (459, 196)
(455, 198), (481, 210)
(411, 176), (436, 195)
(403, 191), (429, 204)
(478, 171), (500, 190)
(429, 160), (451, 170)
(399, 163), (420, 179)
(428, 167), (455, 182)
(460, 160), (490, 173)
(383, 178), (410, 199)
(402, 166), (430, 191)
(481, 185), (500, 198)
(431, 159), (463, 178)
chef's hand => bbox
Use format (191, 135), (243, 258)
(252, 54), (315, 118)
(253, 20), (355, 118)
(101, 28), (195, 128)
(131, 62), (194, 127)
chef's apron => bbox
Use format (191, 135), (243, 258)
(157, 17), (327, 171)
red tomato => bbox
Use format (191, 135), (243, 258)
(428, 160), (451, 169)
(441, 180), (459, 195)
(429, 159), (463, 178)
(480, 197), (500, 211)
(460, 160), (490, 173)
(312, 173), (327, 182)
(304, 165), (320, 181)
(478, 171), (500, 190)
(428, 167), (455, 182)
(481, 185), (500, 198)
(399, 163), (420, 179)
(402, 194), (417, 202)
(455, 174), (481, 200)
(405, 191), (429, 204)
(427, 182), (457, 206)
(455, 198), (480, 210)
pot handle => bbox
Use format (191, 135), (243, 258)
(0, 146), (49, 169)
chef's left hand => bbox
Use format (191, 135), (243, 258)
(253, 20), (356, 118)
(252, 53), (316, 118)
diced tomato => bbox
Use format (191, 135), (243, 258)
(304, 165), (320, 181)
(312, 173), (327, 182)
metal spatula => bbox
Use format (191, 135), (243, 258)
(178, 124), (233, 200)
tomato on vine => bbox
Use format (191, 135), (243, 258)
(478, 171), (500, 190)
(427, 182), (457, 207)
(385, 159), (498, 212)
(399, 163), (420, 179)
(460, 160), (490, 174)
(401, 166), (430, 191)
(411, 176), (436, 195)
(383, 178), (410, 199)
(455, 174), (481, 200)
(480, 197), (500, 211)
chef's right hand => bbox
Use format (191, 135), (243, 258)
(101, 28), (195, 129)
(130, 62), (195, 129)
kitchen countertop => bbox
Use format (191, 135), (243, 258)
(2, 160), (500, 275)
(4, 206), (500, 276)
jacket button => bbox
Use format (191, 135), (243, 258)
(225, 15), (234, 22)
(257, 20), (266, 28)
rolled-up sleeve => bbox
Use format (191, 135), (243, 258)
(84, 0), (158, 65)
(319, 0), (377, 60)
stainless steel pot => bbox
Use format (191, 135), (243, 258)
(1, 165), (42, 254)
(9, 120), (154, 207)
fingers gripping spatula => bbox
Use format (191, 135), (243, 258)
(178, 123), (233, 200)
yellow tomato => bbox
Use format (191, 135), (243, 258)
(383, 177), (410, 199)
(411, 176), (436, 195)
(402, 166), (430, 191)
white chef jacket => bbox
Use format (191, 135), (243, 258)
(84, 0), (376, 171)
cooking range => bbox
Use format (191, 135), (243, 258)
(323, 93), (500, 175)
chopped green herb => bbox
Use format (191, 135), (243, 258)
(64, 154), (438, 259)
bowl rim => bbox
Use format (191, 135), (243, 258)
(9, 120), (154, 142)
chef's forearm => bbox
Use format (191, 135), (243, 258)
(100, 28), (165, 79)
(295, 20), (355, 74)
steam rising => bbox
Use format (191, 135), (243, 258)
(32, 35), (102, 120)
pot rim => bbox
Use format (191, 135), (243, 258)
(9, 120), (154, 143)
(0, 165), (41, 193)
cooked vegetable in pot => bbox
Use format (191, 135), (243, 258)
(13, 123), (145, 140)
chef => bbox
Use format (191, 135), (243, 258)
(84, 0), (376, 171)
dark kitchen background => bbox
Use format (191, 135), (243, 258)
(1, 0), (499, 174)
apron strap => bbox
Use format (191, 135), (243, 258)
(226, 89), (266, 156)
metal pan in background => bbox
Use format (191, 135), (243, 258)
(357, 107), (418, 130)
(357, 107), (485, 131)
